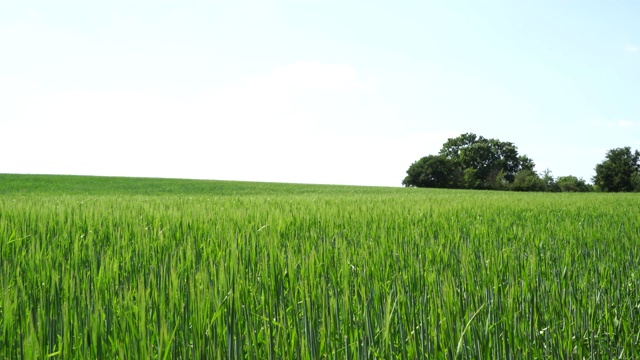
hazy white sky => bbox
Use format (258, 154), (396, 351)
(1, 0), (639, 186)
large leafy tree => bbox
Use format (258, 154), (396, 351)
(403, 133), (536, 189)
(438, 133), (535, 189)
(593, 147), (640, 192)
(402, 155), (462, 188)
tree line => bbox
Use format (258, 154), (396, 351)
(403, 133), (640, 192)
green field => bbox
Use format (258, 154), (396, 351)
(1, 174), (639, 359)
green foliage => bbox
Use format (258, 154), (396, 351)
(511, 169), (546, 192)
(1, 175), (640, 358)
(438, 133), (535, 188)
(556, 175), (592, 192)
(535, 170), (593, 193)
(404, 133), (537, 190)
(402, 155), (463, 188)
(593, 147), (640, 192)
(463, 168), (481, 189)
(541, 169), (561, 192)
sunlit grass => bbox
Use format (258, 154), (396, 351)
(1, 175), (639, 358)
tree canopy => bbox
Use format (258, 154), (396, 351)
(403, 133), (637, 192)
(402, 155), (462, 189)
(439, 133), (535, 185)
(404, 133), (536, 190)
(593, 147), (640, 192)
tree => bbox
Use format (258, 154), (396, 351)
(403, 133), (537, 190)
(438, 133), (535, 189)
(541, 169), (560, 192)
(511, 169), (546, 192)
(593, 147), (640, 192)
(556, 175), (592, 192)
(402, 155), (463, 188)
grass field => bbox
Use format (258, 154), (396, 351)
(1, 174), (639, 359)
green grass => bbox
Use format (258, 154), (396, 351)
(0, 174), (394, 196)
(1, 174), (639, 358)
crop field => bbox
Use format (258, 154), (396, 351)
(1, 174), (639, 359)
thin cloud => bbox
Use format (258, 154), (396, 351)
(625, 45), (639, 53)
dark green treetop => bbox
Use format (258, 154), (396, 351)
(593, 147), (640, 192)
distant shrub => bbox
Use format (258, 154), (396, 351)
(511, 169), (546, 192)
(556, 175), (592, 192)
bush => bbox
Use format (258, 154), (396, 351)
(556, 176), (592, 192)
(511, 170), (546, 192)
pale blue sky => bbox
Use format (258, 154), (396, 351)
(1, 0), (639, 186)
